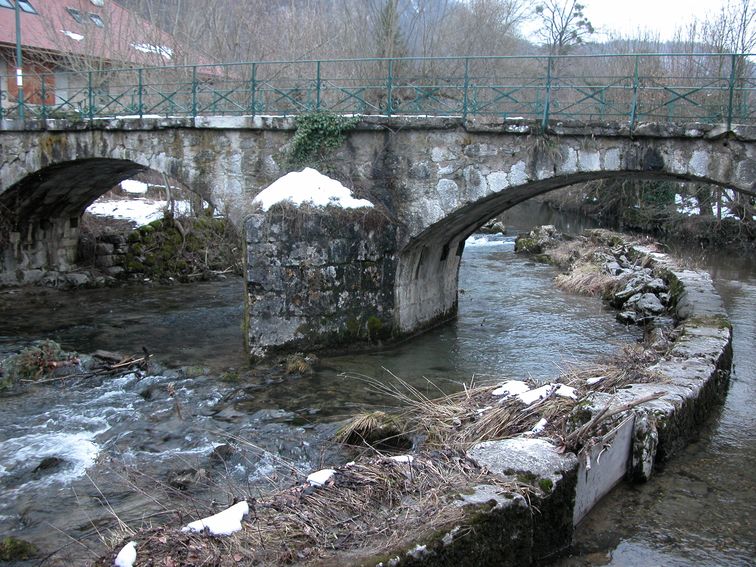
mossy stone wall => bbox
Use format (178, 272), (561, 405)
(244, 204), (397, 360)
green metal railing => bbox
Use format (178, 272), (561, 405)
(1, 53), (754, 129)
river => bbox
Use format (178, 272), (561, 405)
(0, 205), (753, 565)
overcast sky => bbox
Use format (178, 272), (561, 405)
(580, 0), (729, 41)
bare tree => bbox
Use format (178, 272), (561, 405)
(534, 0), (594, 55)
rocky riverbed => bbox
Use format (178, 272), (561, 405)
(89, 228), (732, 566)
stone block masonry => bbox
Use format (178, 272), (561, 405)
(244, 204), (398, 360)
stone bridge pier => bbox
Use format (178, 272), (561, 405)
(244, 118), (755, 359)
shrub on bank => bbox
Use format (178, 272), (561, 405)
(0, 340), (78, 390)
(123, 215), (242, 282)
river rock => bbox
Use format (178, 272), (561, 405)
(479, 221), (507, 235)
(617, 310), (638, 325)
(644, 277), (668, 292)
(514, 225), (560, 254)
(209, 444), (235, 464)
(33, 456), (66, 474)
(64, 272), (91, 287)
(636, 293), (665, 315)
(167, 467), (208, 490)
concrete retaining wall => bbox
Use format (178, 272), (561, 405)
(368, 246), (732, 566)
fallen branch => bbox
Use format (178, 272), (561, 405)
(564, 391), (665, 447)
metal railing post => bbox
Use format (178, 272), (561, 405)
(250, 63), (257, 115)
(386, 58), (394, 117)
(727, 53), (737, 131)
(541, 56), (553, 130)
(14, 1), (24, 123)
(137, 67), (143, 118)
(462, 57), (469, 120)
(629, 55), (639, 129)
(191, 65), (198, 118)
(88, 70), (94, 120)
(41, 74), (47, 120)
(315, 60), (321, 111)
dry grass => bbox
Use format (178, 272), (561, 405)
(334, 410), (411, 450)
(91, 344), (667, 567)
(337, 338), (666, 454)
(555, 268), (621, 297)
(95, 451), (517, 567)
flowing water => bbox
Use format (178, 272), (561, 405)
(0, 205), (752, 565)
(553, 249), (756, 567)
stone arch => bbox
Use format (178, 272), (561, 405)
(0, 156), (202, 281)
(393, 161), (755, 334)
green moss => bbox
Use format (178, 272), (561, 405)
(123, 216), (240, 281)
(0, 536), (37, 561)
(345, 317), (361, 338)
(366, 315), (386, 342)
(686, 315), (732, 330)
(538, 478), (554, 493)
(514, 236), (539, 254)
(219, 370), (240, 382)
(514, 471), (538, 484)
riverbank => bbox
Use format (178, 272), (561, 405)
(92, 228), (732, 566)
(537, 191), (756, 251)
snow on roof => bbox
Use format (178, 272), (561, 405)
(253, 168), (373, 211)
(60, 30), (84, 42)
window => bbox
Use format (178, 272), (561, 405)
(17, 0), (37, 14)
(0, 0), (14, 9)
(66, 7), (83, 23)
(88, 13), (104, 27)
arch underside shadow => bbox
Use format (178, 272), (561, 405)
(0, 158), (199, 278)
(0, 158), (147, 223)
(393, 170), (752, 334)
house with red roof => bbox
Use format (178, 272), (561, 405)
(0, 0), (206, 116)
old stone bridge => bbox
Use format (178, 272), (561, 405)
(0, 116), (754, 357)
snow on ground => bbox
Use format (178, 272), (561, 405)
(491, 380), (531, 397)
(86, 198), (191, 226)
(389, 455), (414, 464)
(674, 192), (746, 219)
(529, 418), (548, 434)
(114, 541), (137, 567)
(307, 469), (336, 486)
(120, 179), (149, 194)
(675, 194), (700, 216)
(182, 501), (249, 536)
(253, 168), (373, 211)
(492, 381), (577, 406)
(465, 234), (512, 248)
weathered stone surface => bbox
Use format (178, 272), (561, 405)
(2, 118), (753, 290)
(468, 438), (579, 563)
(245, 205), (397, 359)
(367, 489), (534, 567)
(636, 292), (665, 314)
